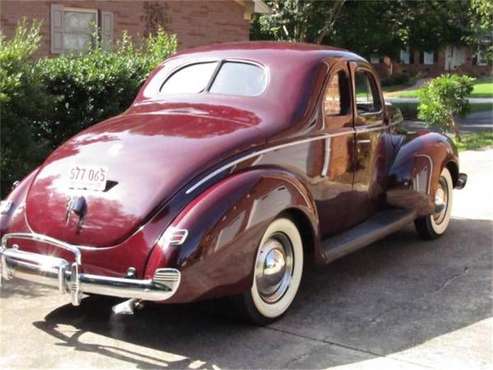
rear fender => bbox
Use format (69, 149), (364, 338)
(387, 132), (458, 215)
(144, 169), (319, 303)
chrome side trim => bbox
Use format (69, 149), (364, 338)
(186, 121), (398, 195)
(185, 131), (351, 194)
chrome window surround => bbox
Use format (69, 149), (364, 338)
(0, 232), (180, 305)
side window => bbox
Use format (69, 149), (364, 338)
(323, 70), (350, 116)
(355, 71), (381, 114)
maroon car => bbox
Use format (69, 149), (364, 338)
(0, 42), (467, 324)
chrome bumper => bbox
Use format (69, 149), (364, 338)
(0, 233), (180, 305)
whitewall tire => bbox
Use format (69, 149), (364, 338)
(415, 167), (453, 239)
(239, 217), (303, 325)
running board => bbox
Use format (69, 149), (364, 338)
(320, 209), (417, 264)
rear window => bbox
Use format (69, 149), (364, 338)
(210, 62), (266, 96)
(160, 62), (218, 95)
(159, 61), (266, 97)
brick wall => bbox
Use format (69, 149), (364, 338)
(0, 0), (251, 57)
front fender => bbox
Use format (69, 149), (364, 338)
(144, 168), (319, 303)
(387, 132), (458, 215)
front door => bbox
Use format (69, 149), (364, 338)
(316, 60), (355, 237)
(350, 63), (387, 223)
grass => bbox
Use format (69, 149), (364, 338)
(454, 131), (493, 151)
(392, 101), (492, 120)
(472, 76), (493, 97)
(384, 76), (493, 98)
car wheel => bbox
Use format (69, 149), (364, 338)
(238, 217), (303, 325)
(415, 167), (453, 240)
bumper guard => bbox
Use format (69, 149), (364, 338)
(0, 233), (180, 305)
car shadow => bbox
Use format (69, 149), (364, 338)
(32, 218), (492, 369)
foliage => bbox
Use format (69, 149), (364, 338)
(331, 0), (472, 59)
(0, 22), (177, 197)
(37, 28), (176, 146)
(253, 0), (480, 61)
(252, 0), (346, 43)
(465, 0), (493, 63)
(417, 74), (475, 140)
(0, 19), (49, 196)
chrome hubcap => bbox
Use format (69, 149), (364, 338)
(433, 177), (449, 225)
(255, 233), (294, 303)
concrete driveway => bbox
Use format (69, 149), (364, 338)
(1, 150), (492, 370)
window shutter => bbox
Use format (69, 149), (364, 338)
(410, 50), (415, 64)
(419, 51), (424, 64)
(51, 4), (64, 54)
(101, 11), (114, 50)
(433, 50), (439, 63)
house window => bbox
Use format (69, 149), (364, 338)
(475, 49), (489, 66)
(51, 4), (113, 54)
(370, 55), (383, 64)
(423, 51), (435, 65)
(63, 8), (98, 52)
(400, 49), (410, 64)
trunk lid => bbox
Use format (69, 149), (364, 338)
(25, 111), (265, 247)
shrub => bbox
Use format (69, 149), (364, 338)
(0, 22), (177, 197)
(0, 19), (50, 195)
(417, 74), (475, 140)
(37, 29), (177, 147)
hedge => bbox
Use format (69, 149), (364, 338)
(0, 20), (177, 197)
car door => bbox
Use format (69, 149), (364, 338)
(350, 62), (388, 223)
(315, 60), (356, 238)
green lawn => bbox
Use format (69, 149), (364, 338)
(384, 76), (493, 98)
(472, 76), (493, 97)
(392, 101), (492, 120)
(455, 131), (493, 151)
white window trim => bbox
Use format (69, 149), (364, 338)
(51, 4), (101, 54)
(400, 48), (410, 64)
(423, 51), (434, 65)
(476, 49), (488, 66)
(64, 7), (98, 16)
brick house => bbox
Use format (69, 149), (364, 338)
(371, 45), (492, 79)
(0, 0), (270, 57)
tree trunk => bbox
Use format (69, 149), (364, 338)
(451, 114), (462, 142)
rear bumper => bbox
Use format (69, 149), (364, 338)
(0, 233), (180, 305)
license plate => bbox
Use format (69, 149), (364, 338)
(67, 165), (108, 191)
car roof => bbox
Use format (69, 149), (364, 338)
(171, 41), (366, 65)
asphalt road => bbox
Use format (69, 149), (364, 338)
(1, 149), (492, 370)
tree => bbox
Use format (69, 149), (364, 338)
(252, 0), (479, 62)
(252, 0), (346, 43)
(331, 0), (472, 59)
(466, 0), (493, 62)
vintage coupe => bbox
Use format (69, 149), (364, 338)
(0, 42), (467, 324)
